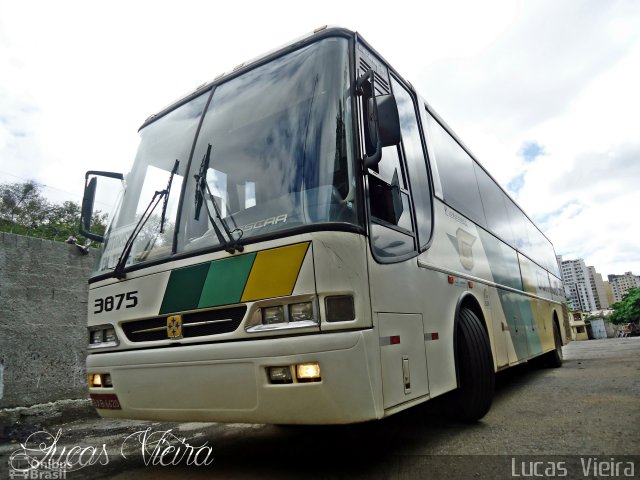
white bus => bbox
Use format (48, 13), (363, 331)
(81, 26), (567, 424)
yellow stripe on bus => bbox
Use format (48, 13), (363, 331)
(241, 242), (310, 302)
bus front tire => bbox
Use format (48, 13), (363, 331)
(451, 308), (495, 422)
(542, 321), (563, 368)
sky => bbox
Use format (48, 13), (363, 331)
(1, 0), (639, 277)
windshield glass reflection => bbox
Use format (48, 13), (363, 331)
(95, 36), (357, 275)
(180, 37), (357, 253)
(96, 94), (208, 273)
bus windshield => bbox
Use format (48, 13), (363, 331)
(97, 37), (357, 274)
(180, 37), (356, 253)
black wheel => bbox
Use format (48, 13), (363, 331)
(542, 321), (563, 368)
(451, 308), (495, 422)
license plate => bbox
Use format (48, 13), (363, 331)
(90, 393), (122, 410)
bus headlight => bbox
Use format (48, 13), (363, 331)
(90, 330), (103, 345)
(88, 325), (119, 349)
(246, 298), (319, 332)
(104, 327), (117, 343)
(262, 306), (285, 325)
(289, 302), (313, 321)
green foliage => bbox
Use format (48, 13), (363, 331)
(608, 288), (640, 325)
(0, 181), (107, 243)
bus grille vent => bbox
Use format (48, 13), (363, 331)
(121, 306), (247, 342)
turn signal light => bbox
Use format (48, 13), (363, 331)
(325, 295), (355, 322)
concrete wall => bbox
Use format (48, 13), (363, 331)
(0, 232), (97, 408)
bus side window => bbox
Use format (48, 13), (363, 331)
(366, 80), (420, 261)
(424, 111), (486, 228)
(390, 77), (433, 248)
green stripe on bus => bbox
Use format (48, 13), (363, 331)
(479, 229), (538, 361)
(521, 298), (543, 357)
(160, 262), (211, 314)
(198, 253), (256, 309)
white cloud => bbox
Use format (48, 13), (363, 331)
(1, 0), (639, 276)
(411, 0), (640, 276)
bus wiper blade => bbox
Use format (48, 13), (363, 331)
(113, 162), (178, 279)
(194, 143), (243, 254)
(160, 159), (180, 233)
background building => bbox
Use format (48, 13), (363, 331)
(587, 266), (609, 310)
(608, 272), (640, 303)
(604, 281), (616, 306)
(559, 257), (597, 312)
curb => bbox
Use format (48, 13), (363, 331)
(0, 399), (98, 443)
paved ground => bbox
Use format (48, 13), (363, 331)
(1, 337), (639, 479)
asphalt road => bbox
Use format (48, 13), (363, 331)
(2, 337), (639, 479)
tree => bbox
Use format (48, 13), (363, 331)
(0, 181), (107, 242)
(0, 181), (48, 227)
(608, 288), (640, 325)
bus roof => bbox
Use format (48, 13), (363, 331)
(138, 26), (355, 131)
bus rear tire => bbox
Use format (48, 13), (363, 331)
(451, 308), (495, 422)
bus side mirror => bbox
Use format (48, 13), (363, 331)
(373, 94), (401, 147)
(364, 94), (401, 170)
(80, 170), (124, 243)
(81, 177), (97, 236)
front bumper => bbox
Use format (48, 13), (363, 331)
(87, 330), (380, 424)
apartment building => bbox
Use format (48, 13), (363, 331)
(608, 272), (640, 303)
(559, 257), (597, 312)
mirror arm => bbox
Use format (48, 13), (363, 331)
(363, 138), (382, 170)
(356, 68), (373, 95)
(80, 229), (105, 243)
(85, 171), (124, 181)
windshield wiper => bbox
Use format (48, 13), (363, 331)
(194, 143), (243, 254)
(113, 159), (179, 279)
(160, 159), (179, 233)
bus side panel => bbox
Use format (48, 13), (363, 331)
(378, 313), (429, 409)
(419, 201), (562, 367)
(519, 253), (556, 356)
(415, 201), (508, 393)
(313, 232), (373, 331)
(368, 254), (457, 402)
(312, 231), (385, 416)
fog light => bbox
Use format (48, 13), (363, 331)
(89, 373), (103, 388)
(268, 366), (293, 384)
(325, 295), (355, 322)
(289, 302), (313, 322)
(296, 362), (321, 382)
(262, 306), (285, 325)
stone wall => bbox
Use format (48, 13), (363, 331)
(0, 232), (97, 407)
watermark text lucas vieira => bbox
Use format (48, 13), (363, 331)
(7, 427), (214, 477)
(511, 457), (636, 477)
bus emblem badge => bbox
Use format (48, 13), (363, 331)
(448, 228), (477, 271)
(167, 315), (183, 339)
